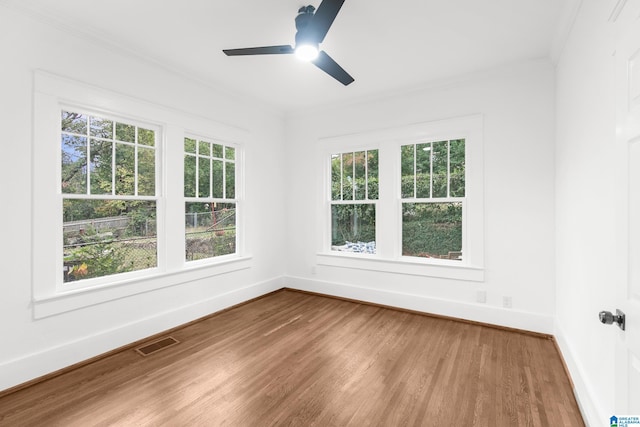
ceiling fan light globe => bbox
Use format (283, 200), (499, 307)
(295, 44), (319, 62)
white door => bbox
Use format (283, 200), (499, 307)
(615, 4), (640, 416)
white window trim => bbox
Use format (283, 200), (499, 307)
(316, 115), (484, 282)
(59, 107), (163, 291)
(32, 70), (250, 318)
(183, 133), (241, 264)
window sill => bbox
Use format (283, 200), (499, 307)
(32, 256), (252, 319)
(316, 252), (484, 282)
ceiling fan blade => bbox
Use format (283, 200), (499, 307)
(307, 0), (345, 43)
(223, 45), (294, 56)
(312, 50), (354, 85)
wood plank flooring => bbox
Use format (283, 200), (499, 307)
(0, 290), (584, 426)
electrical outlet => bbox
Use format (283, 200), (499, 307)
(503, 296), (512, 309)
(311, 266), (317, 275)
(476, 290), (486, 303)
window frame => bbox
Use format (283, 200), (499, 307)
(32, 71), (250, 318)
(59, 108), (162, 289)
(399, 138), (466, 262)
(317, 115), (484, 282)
(329, 149), (379, 255)
(184, 134), (240, 264)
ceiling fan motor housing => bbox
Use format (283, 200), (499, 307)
(295, 5), (317, 48)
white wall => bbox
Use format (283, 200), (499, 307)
(0, 7), (287, 391)
(284, 59), (557, 333)
(554, 0), (619, 424)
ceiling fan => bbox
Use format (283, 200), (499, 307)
(223, 0), (354, 86)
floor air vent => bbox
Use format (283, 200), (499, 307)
(135, 336), (179, 356)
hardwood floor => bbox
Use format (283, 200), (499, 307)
(0, 290), (584, 426)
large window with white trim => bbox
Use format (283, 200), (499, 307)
(400, 139), (465, 260)
(184, 137), (237, 261)
(319, 115), (483, 280)
(61, 110), (159, 283)
(330, 150), (379, 254)
(33, 71), (249, 317)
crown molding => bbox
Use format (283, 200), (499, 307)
(550, 0), (584, 64)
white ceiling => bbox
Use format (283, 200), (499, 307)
(3, 0), (575, 112)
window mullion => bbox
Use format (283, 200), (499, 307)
(209, 157), (213, 199)
(447, 140), (451, 198)
(222, 157), (226, 199)
(364, 150), (369, 200)
(413, 144), (417, 199)
(61, 194), (158, 201)
(340, 154), (344, 200)
(164, 125), (185, 271)
(429, 141), (433, 199)
(195, 142), (200, 198)
(111, 128), (116, 196)
(134, 129), (139, 196)
(85, 118), (90, 195)
(352, 151), (356, 201)
(377, 144), (395, 258)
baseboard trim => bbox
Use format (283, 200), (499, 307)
(286, 287), (552, 339)
(284, 276), (555, 334)
(0, 277), (284, 396)
(554, 322), (603, 427)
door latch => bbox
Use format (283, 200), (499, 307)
(599, 309), (626, 331)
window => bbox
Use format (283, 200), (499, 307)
(33, 71), (250, 318)
(330, 150), (378, 254)
(61, 110), (158, 283)
(184, 137), (237, 261)
(400, 139), (465, 260)
(318, 115), (483, 281)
